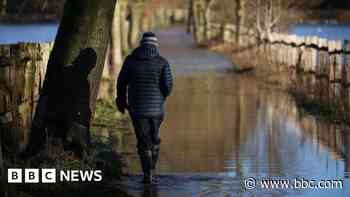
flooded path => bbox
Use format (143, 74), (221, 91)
(113, 26), (350, 196)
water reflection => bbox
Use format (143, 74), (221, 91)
(116, 27), (350, 196)
(118, 71), (350, 196)
(2, 22), (349, 196)
(142, 186), (159, 197)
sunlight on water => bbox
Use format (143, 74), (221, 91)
(290, 24), (350, 41)
(0, 23), (58, 44)
(2, 23), (349, 196)
(114, 27), (350, 197)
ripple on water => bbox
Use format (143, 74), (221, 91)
(113, 26), (350, 197)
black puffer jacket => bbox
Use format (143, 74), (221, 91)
(117, 44), (173, 118)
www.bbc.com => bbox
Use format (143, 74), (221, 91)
(244, 177), (343, 190)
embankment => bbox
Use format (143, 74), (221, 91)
(189, 2), (350, 124)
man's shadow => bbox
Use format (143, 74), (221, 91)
(58, 47), (97, 157)
(22, 48), (97, 159)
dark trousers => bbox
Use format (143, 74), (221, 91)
(132, 116), (163, 175)
(131, 117), (163, 155)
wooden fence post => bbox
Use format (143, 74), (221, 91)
(328, 40), (343, 106)
(315, 38), (329, 105)
(1, 42), (52, 155)
(329, 40), (342, 82)
(343, 40), (350, 112)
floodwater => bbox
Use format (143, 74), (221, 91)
(0, 23), (58, 44)
(289, 24), (350, 41)
(1, 23), (350, 196)
(114, 27), (350, 196)
(0, 23), (349, 44)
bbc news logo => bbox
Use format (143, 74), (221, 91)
(8, 169), (102, 183)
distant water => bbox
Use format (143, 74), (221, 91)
(0, 23), (58, 44)
(290, 24), (350, 41)
(0, 23), (349, 44)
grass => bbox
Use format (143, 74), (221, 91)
(4, 133), (130, 197)
(2, 99), (133, 197)
(93, 100), (130, 128)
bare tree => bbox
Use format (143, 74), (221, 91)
(254, 0), (281, 39)
(190, 0), (215, 44)
(187, 0), (194, 33)
(204, 0), (215, 37)
(32, 0), (116, 147)
(201, 0), (241, 40)
(0, 0), (6, 16)
(129, 0), (145, 48)
(246, 0), (306, 39)
(235, 0), (246, 44)
(111, 1), (123, 73)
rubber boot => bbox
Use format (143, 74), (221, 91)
(151, 146), (160, 182)
(140, 150), (153, 184)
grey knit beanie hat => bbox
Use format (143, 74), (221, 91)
(140, 32), (159, 46)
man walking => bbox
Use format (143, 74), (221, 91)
(116, 32), (173, 184)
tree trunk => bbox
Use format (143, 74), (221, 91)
(235, 0), (245, 46)
(103, 0), (123, 101)
(235, 0), (241, 44)
(111, 2), (123, 75)
(187, 0), (194, 33)
(192, 0), (206, 45)
(204, 0), (215, 40)
(99, 45), (112, 100)
(119, 0), (130, 56)
(38, 0), (116, 127)
(0, 0), (6, 16)
(129, 2), (144, 48)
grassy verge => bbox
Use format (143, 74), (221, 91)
(3, 100), (132, 197)
(4, 133), (129, 197)
(93, 100), (130, 128)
